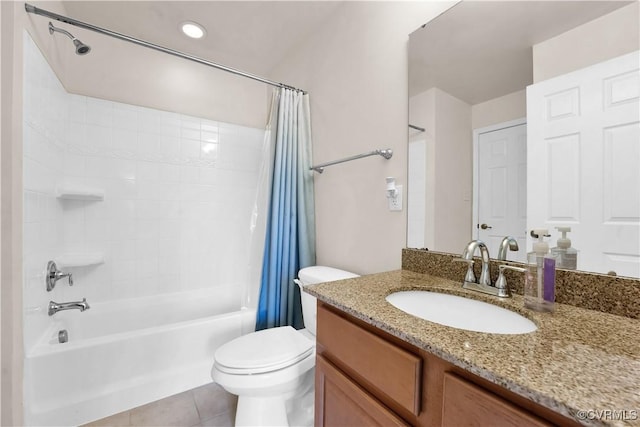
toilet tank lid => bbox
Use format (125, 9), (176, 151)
(298, 266), (359, 286)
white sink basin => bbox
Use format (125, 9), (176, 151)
(385, 291), (537, 335)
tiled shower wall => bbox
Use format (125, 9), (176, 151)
(23, 33), (267, 352)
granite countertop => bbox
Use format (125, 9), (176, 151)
(305, 269), (640, 427)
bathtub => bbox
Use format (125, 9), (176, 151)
(24, 287), (256, 426)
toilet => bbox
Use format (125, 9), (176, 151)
(211, 266), (359, 427)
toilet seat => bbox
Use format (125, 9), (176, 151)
(214, 326), (314, 375)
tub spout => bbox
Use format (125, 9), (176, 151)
(48, 298), (90, 316)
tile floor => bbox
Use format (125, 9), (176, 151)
(83, 382), (237, 427)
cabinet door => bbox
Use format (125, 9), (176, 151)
(442, 373), (552, 427)
(315, 355), (409, 427)
(317, 304), (422, 415)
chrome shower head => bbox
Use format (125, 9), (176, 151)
(48, 22), (91, 55)
(72, 39), (91, 55)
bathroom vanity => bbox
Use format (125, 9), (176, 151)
(306, 267), (640, 427)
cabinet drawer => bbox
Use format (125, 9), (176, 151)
(317, 305), (422, 415)
(316, 355), (409, 427)
(442, 373), (553, 427)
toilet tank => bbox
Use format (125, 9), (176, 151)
(296, 266), (359, 336)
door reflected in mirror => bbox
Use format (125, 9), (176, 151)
(408, 1), (640, 277)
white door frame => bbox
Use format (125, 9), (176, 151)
(472, 117), (527, 240)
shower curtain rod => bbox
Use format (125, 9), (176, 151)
(24, 3), (306, 94)
(310, 149), (393, 173)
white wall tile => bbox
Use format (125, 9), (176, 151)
(158, 220), (181, 240)
(199, 167), (218, 185)
(139, 109), (162, 133)
(137, 180), (163, 201)
(158, 135), (181, 160)
(180, 138), (201, 159)
(200, 142), (218, 160)
(158, 163), (181, 183)
(138, 132), (159, 158)
(112, 261), (136, 282)
(109, 218), (137, 241)
(85, 219), (109, 244)
(181, 127), (201, 141)
(63, 152), (86, 178)
(86, 98), (114, 128)
(180, 114), (201, 130)
(113, 105), (138, 131)
(104, 178), (137, 200)
(109, 240), (137, 262)
(113, 128), (137, 154)
(180, 165), (200, 184)
(23, 32), (268, 354)
(137, 161), (160, 181)
(202, 130), (219, 143)
(24, 191), (40, 224)
(134, 219), (159, 240)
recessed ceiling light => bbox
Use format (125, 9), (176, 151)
(181, 21), (206, 39)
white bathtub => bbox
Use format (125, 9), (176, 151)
(24, 287), (256, 426)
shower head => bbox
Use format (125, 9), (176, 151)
(72, 39), (91, 55)
(48, 22), (91, 55)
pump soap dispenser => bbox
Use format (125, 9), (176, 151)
(525, 229), (556, 312)
(551, 227), (577, 270)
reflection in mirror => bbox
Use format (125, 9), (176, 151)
(408, 1), (640, 277)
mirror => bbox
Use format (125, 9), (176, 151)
(408, 1), (640, 277)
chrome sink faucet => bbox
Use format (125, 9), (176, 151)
(454, 240), (525, 298)
(48, 298), (90, 316)
(461, 240), (492, 286)
(497, 236), (519, 260)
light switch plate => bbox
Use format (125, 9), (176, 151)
(388, 185), (403, 211)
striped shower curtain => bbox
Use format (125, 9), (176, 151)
(256, 88), (316, 330)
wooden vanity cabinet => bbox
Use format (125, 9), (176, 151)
(315, 302), (581, 427)
(315, 355), (409, 426)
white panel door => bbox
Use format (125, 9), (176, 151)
(527, 51), (640, 277)
(477, 124), (527, 262)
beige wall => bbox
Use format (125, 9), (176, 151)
(473, 2), (639, 129)
(432, 88), (472, 253)
(471, 3), (638, 129)
(60, 29), (269, 129)
(471, 89), (526, 131)
(533, 2), (640, 83)
(409, 87), (472, 254)
(409, 89), (436, 249)
(0, 2), (3, 422)
(269, 1), (456, 274)
(27, 2), (269, 129)
(1, 3), (24, 425)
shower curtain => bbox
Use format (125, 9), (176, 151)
(256, 88), (316, 330)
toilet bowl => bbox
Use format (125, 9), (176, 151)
(211, 266), (359, 427)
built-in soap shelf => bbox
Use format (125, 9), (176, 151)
(55, 253), (104, 268)
(56, 184), (104, 201)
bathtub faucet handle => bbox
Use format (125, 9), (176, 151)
(46, 261), (73, 291)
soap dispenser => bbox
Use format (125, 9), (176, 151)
(525, 229), (556, 312)
(551, 227), (577, 270)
